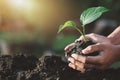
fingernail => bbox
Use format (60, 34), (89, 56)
(64, 46), (70, 51)
(68, 58), (71, 61)
(82, 50), (85, 54)
(68, 63), (72, 67)
(64, 47), (68, 52)
(82, 50), (88, 54)
(68, 63), (76, 69)
(71, 54), (77, 58)
(64, 45), (74, 52)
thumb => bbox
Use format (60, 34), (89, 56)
(64, 43), (75, 53)
(82, 43), (104, 54)
(84, 33), (109, 43)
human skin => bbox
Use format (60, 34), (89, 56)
(65, 26), (120, 72)
(107, 26), (120, 45)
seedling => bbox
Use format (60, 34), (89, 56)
(58, 6), (109, 42)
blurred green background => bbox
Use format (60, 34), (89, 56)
(0, 0), (120, 57)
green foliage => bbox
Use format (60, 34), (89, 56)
(80, 6), (109, 26)
(57, 21), (76, 33)
(58, 6), (109, 42)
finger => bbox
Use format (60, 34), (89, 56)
(75, 33), (109, 43)
(68, 63), (85, 72)
(74, 60), (84, 69)
(84, 63), (99, 69)
(71, 54), (86, 63)
(68, 63), (76, 70)
(68, 57), (75, 64)
(84, 33), (100, 43)
(64, 43), (75, 52)
(72, 60), (99, 69)
(70, 59), (101, 69)
(76, 66), (85, 73)
(68, 57), (84, 69)
(82, 43), (104, 54)
(83, 33), (109, 43)
(85, 56), (102, 65)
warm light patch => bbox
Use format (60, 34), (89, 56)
(9, 0), (28, 9)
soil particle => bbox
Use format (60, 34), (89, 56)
(0, 54), (120, 80)
(66, 40), (99, 57)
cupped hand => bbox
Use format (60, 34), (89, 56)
(65, 33), (120, 72)
(68, 43), (120, 71)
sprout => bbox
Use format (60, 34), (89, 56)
(58, 6), (109, 42)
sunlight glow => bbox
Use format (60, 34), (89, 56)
(10, 0), (28, 8)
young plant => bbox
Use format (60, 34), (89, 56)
(58, 6), (109, 42)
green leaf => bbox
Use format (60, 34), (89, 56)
(57, 21), (76, 33)
(80, 6), (109, 26)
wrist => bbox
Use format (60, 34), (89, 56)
(107, 37), (114, 44)
(107, 26), (120, 45)
(107, 36), (120, 45)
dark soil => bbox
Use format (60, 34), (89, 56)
(0, 54), (120, 80)
(66, 40), (99, 57)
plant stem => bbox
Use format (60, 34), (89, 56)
(82, 25), (87, 42)
(74, 26), (86, 42)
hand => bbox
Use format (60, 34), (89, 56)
(76, 33), (111, 44)
(65, 33), (120, 72)
(68, 43), (120, 71)
(65, 33), (110, 57)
